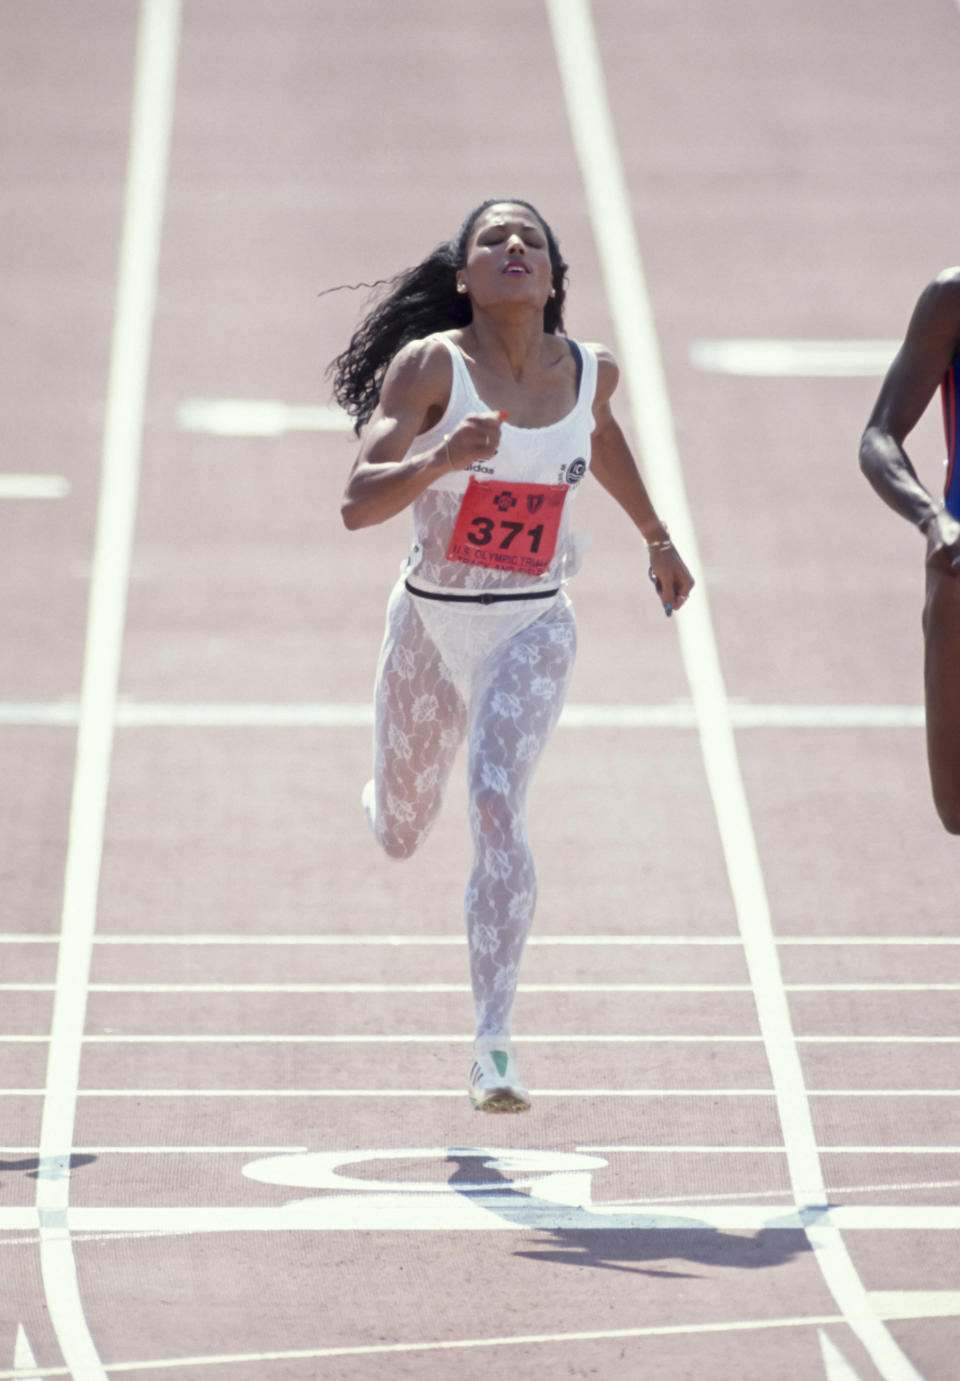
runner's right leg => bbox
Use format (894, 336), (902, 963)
(366, 583), (468, 859)
(923, 564), (960, 833)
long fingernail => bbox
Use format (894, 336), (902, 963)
(664, 603), (673, 617)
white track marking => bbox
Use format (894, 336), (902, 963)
(13, 1325), (40, 1374)
(4, 1145), (960, 1156)
(0, 1316), (855, 1380)
(6, 981), (959, 994)
(5, 931), (744, 946)
(4, 1088), (781, 1098)
(818, 1330), (867, 1381)
(579, 1146), (960, 1155)
(601, 1181), (960, 1207)
(869, 1292), (960, 1321)
(176, 398), (352, 435)
(0, 1303), (950, 1381)
(0, 700), (927, 728)
(3, 932), (959, 946)
(0, 476), (70, 499)
(546, 5), (926, 1379)
(1, 1205), (959, 1236)
(35, 4), (181, 1380)
(1, 1147), (306, 1155)
(690, 339), (898, 377)
(6, 1035), (959, 1047)
(4, 1088), (959, 1099)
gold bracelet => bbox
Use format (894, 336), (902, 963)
(645, 524), (672, 553)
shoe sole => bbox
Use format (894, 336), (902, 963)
(470, 1090), (531, 1113)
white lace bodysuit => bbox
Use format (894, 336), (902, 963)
(365, 333), (599, 1046)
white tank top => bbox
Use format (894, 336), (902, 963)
(402, 333), (598, 593)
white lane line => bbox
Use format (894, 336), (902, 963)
(5, 1034), (958, 1047)
(4, 932), (959, 946)
(819, 1330), (867, 1381)
(7, 981), (959, 994)
(10, 1034), (765, 1044)
(0, 701), (927, 728)
(578, 1146), (960, 1155)
(0, 1147), (306, 1156)
(0, 1315), (852, 1381)
(869, 1291), (960, 1321)
(4, 1088), (779, 1098)
(600, 1180), (960, 1208)
(4, 1145), (960, 1156)
(2, 1205), (960, 1236)
(690, 339), (899, 377)
(1, 932), (745, 946)
(12, 1324), (41, 1373)
(0, 1300), (952, 1381)
(546, 6), (925, 1380)
(4, 1088), (959, 1099)
(176, 398), (352, 435)
(0, 475), (70, 499)
(3, 982), (756, 993)
(778, 938), (960, 947)
(35, 5), (181, 1381)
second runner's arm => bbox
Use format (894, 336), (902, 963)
(859, 271), (960, 572)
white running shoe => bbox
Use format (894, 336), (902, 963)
(468, 1042), (530, 1113)
(361, 779), (376, 840)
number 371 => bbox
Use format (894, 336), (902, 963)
(466, 516), (544, 553)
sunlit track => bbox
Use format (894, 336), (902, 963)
(5, 0), (959, 1377)
(547, 3), (938, 1379)
(30, 3), (182, 1379)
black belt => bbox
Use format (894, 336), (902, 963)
(404, 578), (559, 606)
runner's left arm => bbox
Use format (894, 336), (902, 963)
(859, 270), (960, 573)
(588, 345), (695, 613)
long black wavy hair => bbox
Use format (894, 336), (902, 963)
(328, 198), (569, 435)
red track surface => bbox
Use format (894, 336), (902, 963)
(2, 2), (959, 1378)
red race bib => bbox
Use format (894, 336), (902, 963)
(446, 477), (568, 576)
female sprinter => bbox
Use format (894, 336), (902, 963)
(334, 198), (694, 1112)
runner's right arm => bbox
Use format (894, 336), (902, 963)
(340, 339), (503, 530)
(859, 270), (960, 570)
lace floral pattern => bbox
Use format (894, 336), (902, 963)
(366, 581), (577, 1041)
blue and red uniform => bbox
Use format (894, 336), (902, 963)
(941, 353), (960, 518)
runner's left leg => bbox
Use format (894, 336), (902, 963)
(463, 595), (577, 1043)
(923, 564), (960, 833)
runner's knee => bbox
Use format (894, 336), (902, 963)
(374, 811), (429, 860)
(469, 779), (523, 845)
(933, 789), (960, 835)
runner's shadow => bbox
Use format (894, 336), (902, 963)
(445, 1152), (815, 1279)
(0, 1156), (97, 1181)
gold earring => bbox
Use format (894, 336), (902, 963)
(457, 282), (468, 294)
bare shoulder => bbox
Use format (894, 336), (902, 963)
(381, 335), (453, 399)
(910, 269), (960, 336)
(580, 341), (620, 403)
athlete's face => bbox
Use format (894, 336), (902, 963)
(458, 204), (554, 314)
